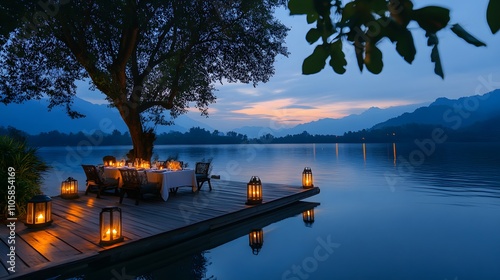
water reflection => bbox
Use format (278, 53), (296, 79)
(37, 202), (320, 279)
(248, 229), (264, 255)
(392, 142), (500, 204)
(362, 143), (366, 162)
(302, 208), (315, 227)
(393, 142), (397, 166)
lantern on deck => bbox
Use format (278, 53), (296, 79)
(24, 195), (53, 228)
(302, 208), (315, 227)
(246, 176), (262, 205)
(60, 177), (79, 199)
(249, 229), (264, 255)
(302, 167), (314, 189)
(99, 206), (124, 245)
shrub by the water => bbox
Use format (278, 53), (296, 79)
(0, 135), (50, 218)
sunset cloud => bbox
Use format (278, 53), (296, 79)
(231, 98), (416, 126)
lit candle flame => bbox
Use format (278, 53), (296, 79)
(105, 228), (117, 237)
(35, 213), (44, 223)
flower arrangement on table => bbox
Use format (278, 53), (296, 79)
(166, 160), (183, 171)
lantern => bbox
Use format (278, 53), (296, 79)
(246, 176), (262, 205)
(99, 206), (124, 245)
(249, 229), (264, 255)
(60, 177), (79, 199)
(302, 167), (314, 189)
(302, 209), (315, 227)
(24, 195), (53, 228)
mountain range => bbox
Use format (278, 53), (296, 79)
(373, 89), (500, 130)
(1, 89), (499, 137)
(0, 97), (213, 134)
(232, 103), (428, 138)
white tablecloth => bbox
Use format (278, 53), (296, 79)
(147, 169), (197, 201)
(103, 168), (123, 187)
(103, 167), (196, 201)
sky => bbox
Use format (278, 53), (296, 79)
(78, 0), (500, 132)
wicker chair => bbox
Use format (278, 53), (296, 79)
(195, 162), (212, 191)
(119, 169), (160, 205)
(81, 165), (119, 198)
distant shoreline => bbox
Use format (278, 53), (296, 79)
(3, 122), (500, 148)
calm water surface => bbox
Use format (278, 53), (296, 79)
(37, 143), (500, 279)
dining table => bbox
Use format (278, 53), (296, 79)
(103, 167), (196, 201)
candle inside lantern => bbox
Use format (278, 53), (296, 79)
(104, 228), (118, 239)
(35, 213), (44, 224)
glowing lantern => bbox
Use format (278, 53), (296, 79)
(60, 177), (79, 199)
(249, 229), (264, 255)
(302, 167), (314, 189)
(246, 176), (262, 205)
(302, 209), (315, 227)
(25, 195), (53, 228)
(99, 206), (123, 245)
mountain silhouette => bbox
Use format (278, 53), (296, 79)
(0, 97), (213, 134)
(233, 103), (428, 138)
(373, 89), (500, 130)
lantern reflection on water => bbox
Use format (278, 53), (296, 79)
(249, 229), (264, 255)
(302, 208), (315, 227)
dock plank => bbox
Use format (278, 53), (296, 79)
(18, 230), (82, 262)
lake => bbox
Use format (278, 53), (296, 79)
(36, 142), (500, 279)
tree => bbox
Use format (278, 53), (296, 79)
(0, 0), (288, 160)
(288, 0), (500, 78)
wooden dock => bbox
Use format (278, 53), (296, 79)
(0, 180), (320, 279)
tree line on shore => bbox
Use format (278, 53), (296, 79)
(2, 122), (499, 147)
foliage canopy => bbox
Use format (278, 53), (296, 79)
(0, 0), (289, 160)
(288, 0), (499, 78)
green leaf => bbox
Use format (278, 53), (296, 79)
(307, 13), (318, 24)
(430, 44), (444, 79)
(366, 19), (385, 44)
(412, 6), (450, 33)
(289, 0), (316, 15)
(302, 45), (329, 75)
(395, 29), (416, 63)
(426, 32), (438, 46)
(383, 19), (416, 63)
(364, 42), (383, 74)
(340, 2), (356, 24)
(450, 24), (486, 47)
(329, 40), (347, 74)
(370, 0), (389, 16)
(354, 38), (364, 72)
(305, 28), (321, 44)
(388, 0), (413, 27)
(487, 0), (500, 34)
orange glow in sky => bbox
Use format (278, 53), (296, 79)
(231, 98), (415, 126)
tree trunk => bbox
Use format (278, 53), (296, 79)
(116, 100), (155, 162)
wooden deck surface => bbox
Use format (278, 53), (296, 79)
(0, 180), (319, 279)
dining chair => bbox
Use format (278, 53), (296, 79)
(119, 169), (161, 205)
(81, 165), (119, 198)
(195, 162), (212, 191)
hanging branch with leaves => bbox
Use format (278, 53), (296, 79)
(289, 0), (499, 79)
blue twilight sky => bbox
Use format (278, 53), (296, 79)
(77, 0), (500, 131)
